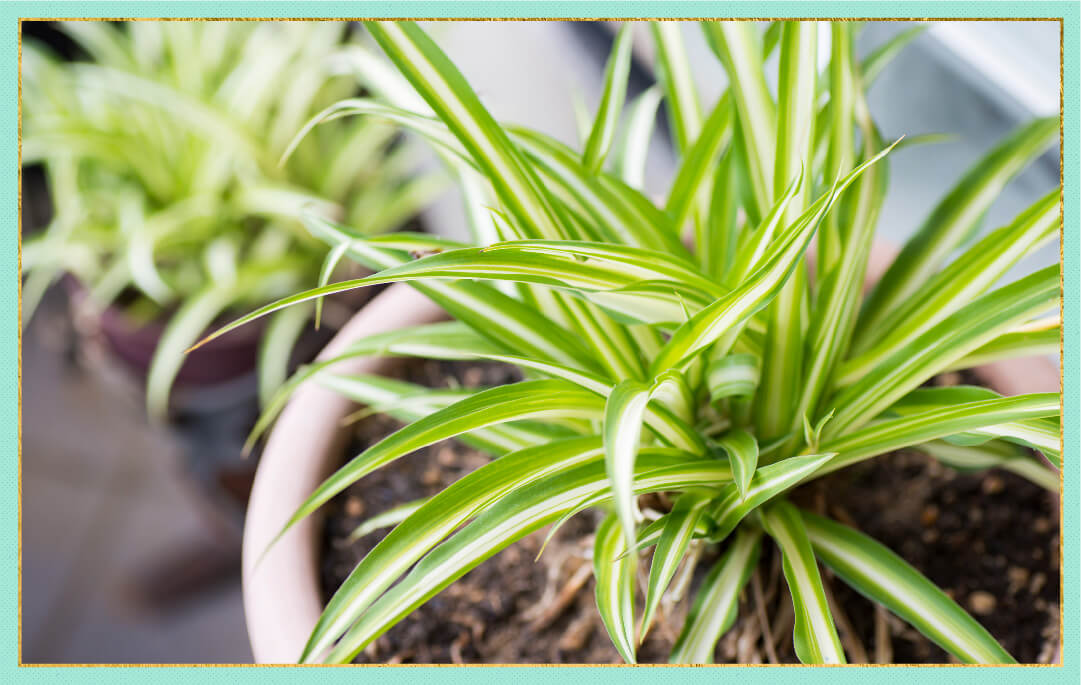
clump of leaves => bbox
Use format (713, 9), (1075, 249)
(20, 21), (443, 415)
(203, 21), (1060, 663)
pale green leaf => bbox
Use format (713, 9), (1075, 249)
(669, 527), (761, 664)
(817, 392), (1060, 477)
(583, 24), (634, 173)
(760, 500), (846, 664)
(642, 491), (711, 639)
(715, 428), (759, 499)
(707, 452), (835, 543)
(594, 512), (638, 663)
(857, 116), (1058, 338)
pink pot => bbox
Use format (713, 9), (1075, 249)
(242, 283), (447, 663)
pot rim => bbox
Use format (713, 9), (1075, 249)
(241, 283), (447, 664)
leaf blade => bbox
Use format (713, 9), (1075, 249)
(594, 512), (638, 663)
(856, 116), (1058, 339)
(760, 500), (846, 664)
(670, 527), (761, 664)
(583, 23), (634, 173)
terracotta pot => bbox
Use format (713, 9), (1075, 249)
(242, 283), (447, 663)
(240, 253), (1059, 664)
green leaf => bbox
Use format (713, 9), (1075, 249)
(707, 353), (760, 402)
(612, 86), (663, 190)
(843, 190), (1060, 379)
(859, 24), (928, 85)
(277, 380), (607, 549)
(913, 440), (1059, 491)
(802, 510), (1016, 663)
(652, 142), (896, 373)
(60, 21), (136, 69)
(594, 512), (638, 664)
(762, 21), (783, 56)
(301, 436), (606, 661)
(703, 21), (776, 216)
(670, 527), (761, 664)
(723, 165), (806, 287)
(756, 22), (816, 441)
(318, 373), (575, 456)
(513, 128), (688, 254)
(828, 265), (1059, 436)
(193, 240), (730, 387)
(773, 21), (818, 209)
(246, 321), (505, 449)
(817, 392), (1060, 477)
(798, 120), (890, 429)
(70, 62), (272, 168)
(819, 20), (858, 282)
(664, 93), (733, 237)
(707, 452), (836, 543)
(282, 97), (470, 174)
(148, 282), (244, 418)
(583, 23), (634, 173)
(347, 497), (428, 542)
(650, 22), (701, 153)
(760, 500), (846, 664)
(605, 372), (701, 548)
(122, 198), (172, 305)
(224, 241), (716, 320)
(642, 491), (711, 639)
(886, 386), (1061, 466)
(365, 21), (568, 241)
(704, 145), (741, 278)
(946, 315), (1059, 371)
(857, 116), (1058, 339)
(267, 322), (703, 458)
(241, 214), (606, 375)
(480, 240), (723, 301)
(147, 261), (303, 420)
(628, 508), (713, 558)
(257, 302), (312, 408)
(321, 450), (726, 662)
(605, 380), (654, 548)
(715, 428), (759, 499)
(802, 409), (835, 453)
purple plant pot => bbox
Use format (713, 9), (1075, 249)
(63, 275), (265, 388)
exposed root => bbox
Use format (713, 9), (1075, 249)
(526, 560), (593, 631)
(822, 572), (868, 663)
(874, 604), (893, 663)
(752, 568), (779, 664)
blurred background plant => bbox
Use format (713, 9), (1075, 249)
(20, 20), (443, 417)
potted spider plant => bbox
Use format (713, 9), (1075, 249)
(20, 20), (444, 417)
(205, 20), (1061, 663)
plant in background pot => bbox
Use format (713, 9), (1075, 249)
(20, 20), (444, 417)
(210, 20), (1061, 663)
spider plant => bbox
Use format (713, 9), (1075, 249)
(201, 20), (1060, 663)
(20, 21), (443, 416)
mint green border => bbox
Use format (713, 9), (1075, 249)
(4, 1), (1076, 681)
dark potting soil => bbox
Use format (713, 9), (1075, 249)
(320, 362), (1061, 664)
(788, 448), (1060, 664)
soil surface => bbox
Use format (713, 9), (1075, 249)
(320, 362), (1060, 664)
